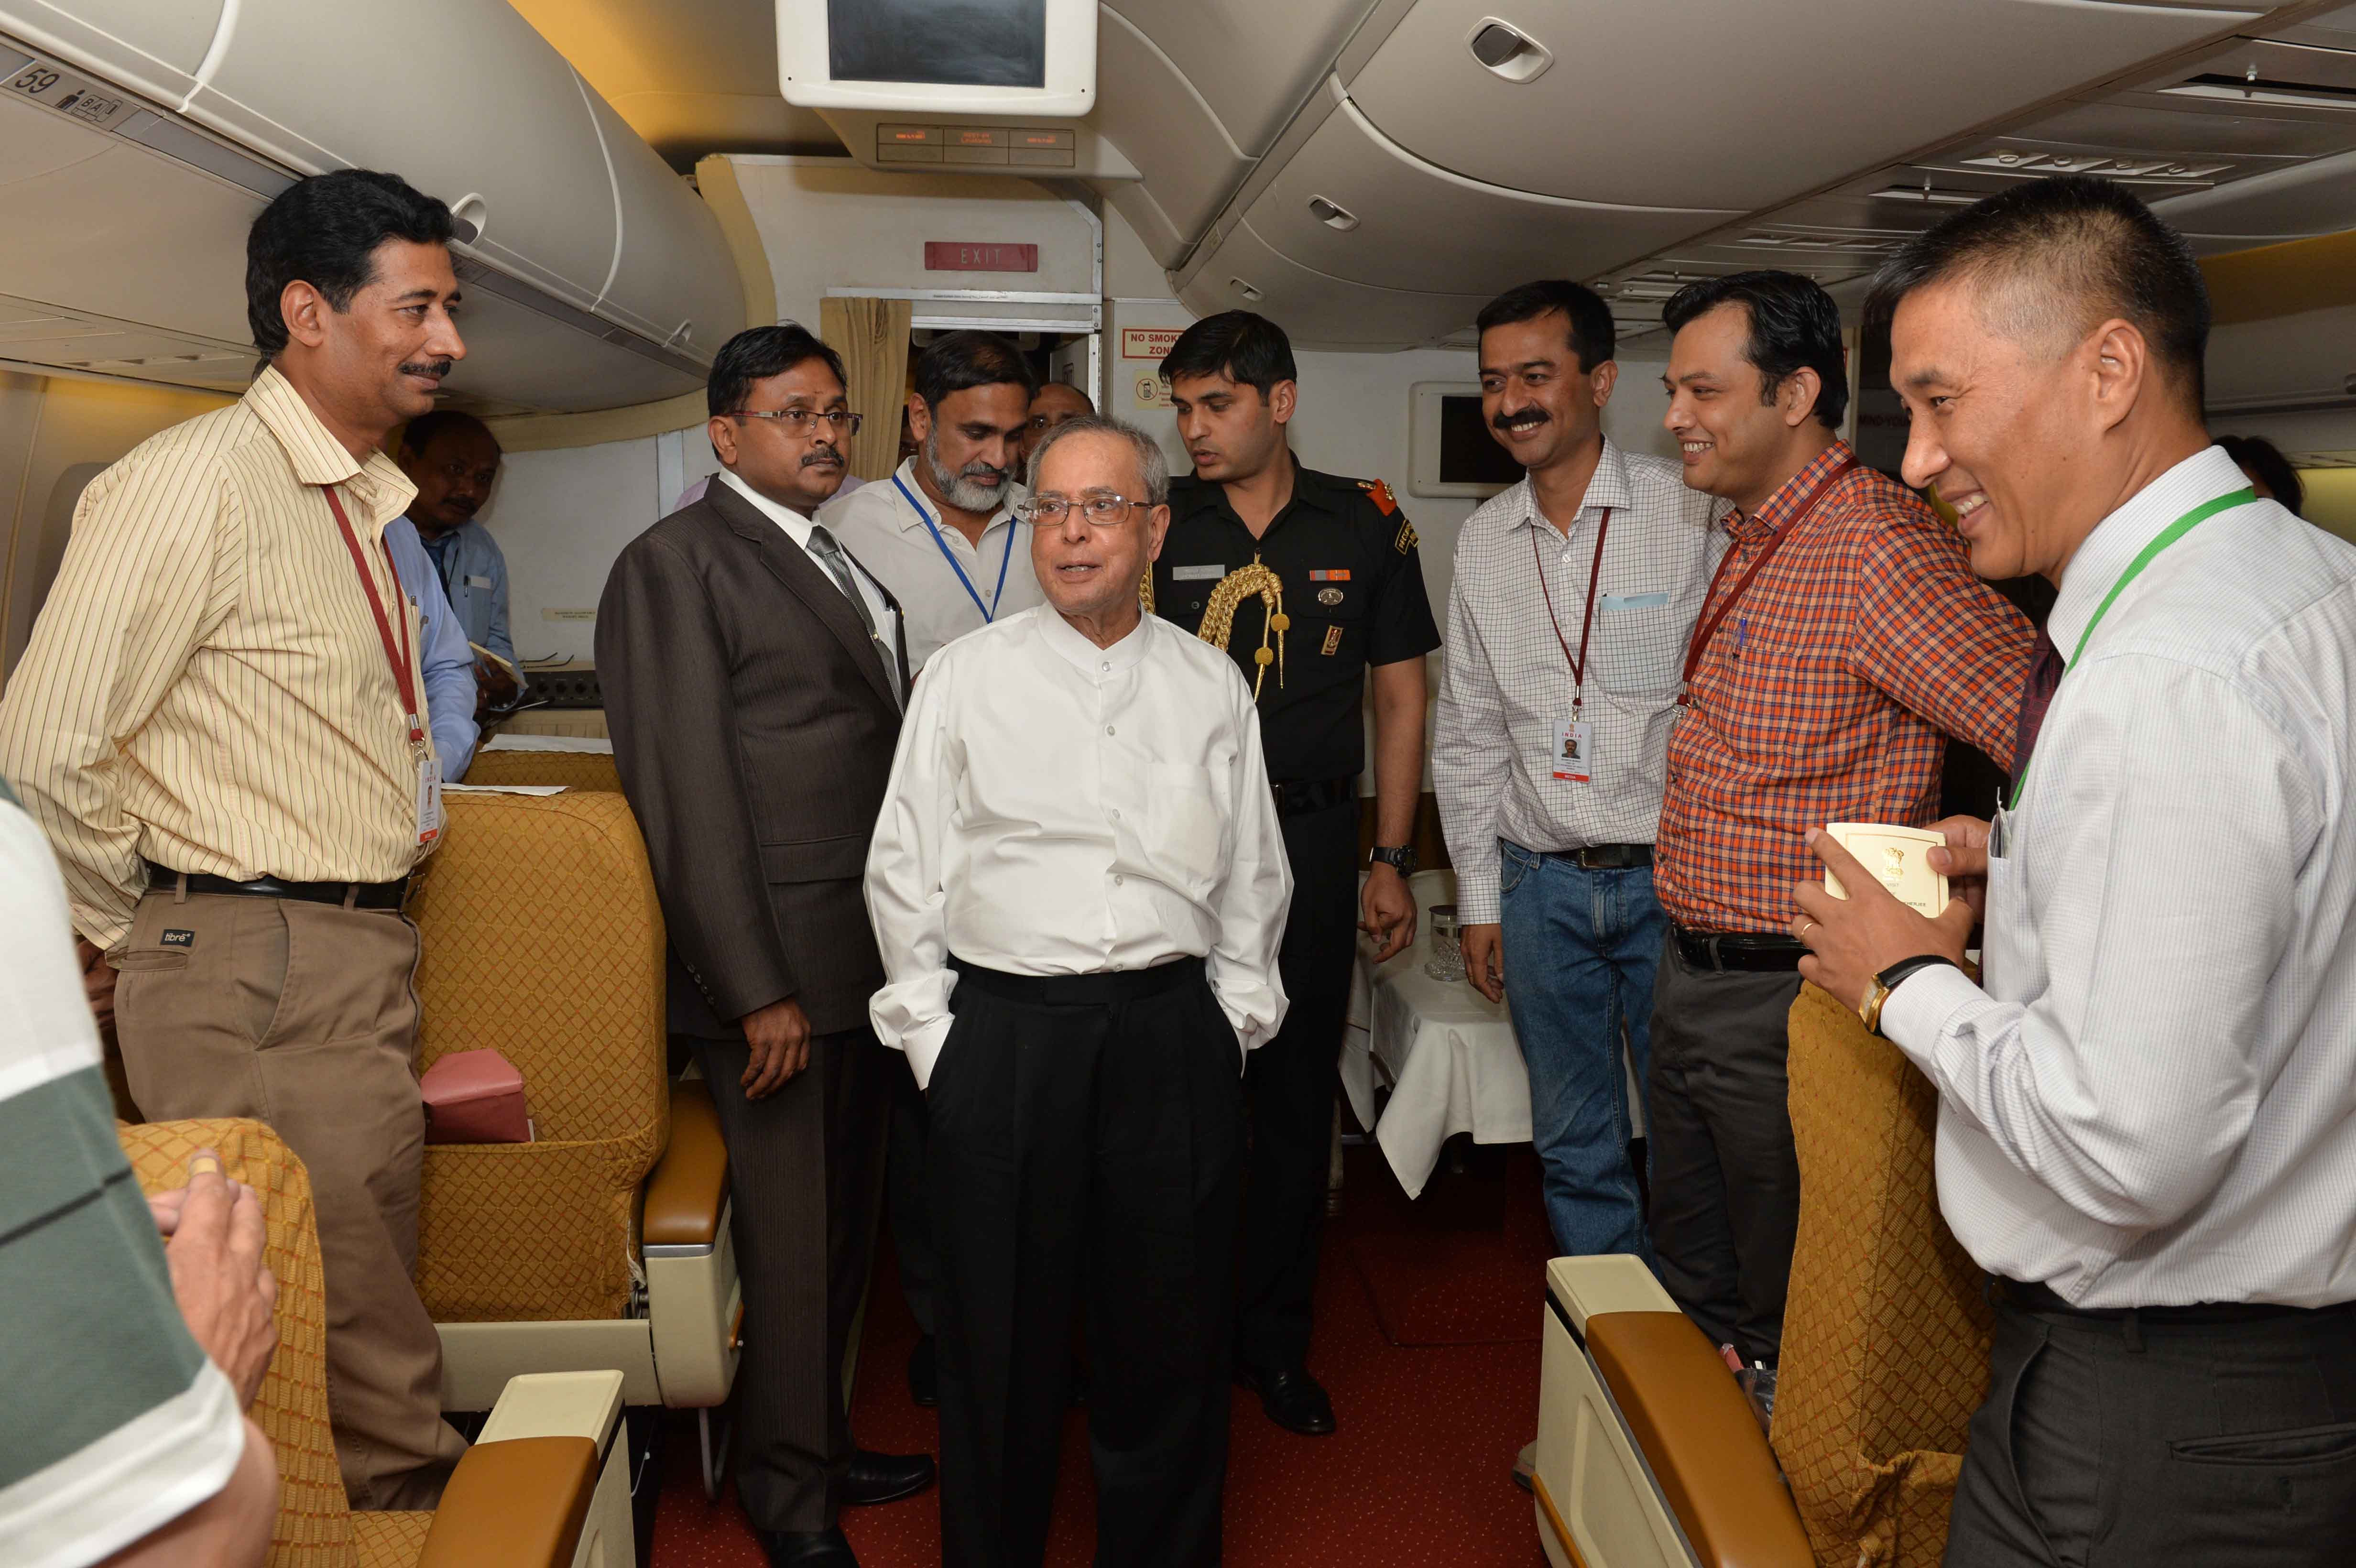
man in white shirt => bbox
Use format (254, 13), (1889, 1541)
(866, 415), (1290, 1568)
(1794, 176), (2356, 1565)
(819, 329), (1046, 675)
(1436, 280), (1723, 1272)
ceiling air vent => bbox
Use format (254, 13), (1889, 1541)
(1230, 277), (1264, 302)
(1307, 195), (1360, 231)
(2165, 71), (2356, 112)
(1465, 19), (1553, 84)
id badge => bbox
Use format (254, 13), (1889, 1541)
(1551, 716), (1592, 784)
(415, 752), (444, 846)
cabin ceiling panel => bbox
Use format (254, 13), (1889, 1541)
(0, 0), (223, 105)
(1175, 218), (1490, 351)
(1092, 9), (1251, 245)
(1104, 0), (1372, 158)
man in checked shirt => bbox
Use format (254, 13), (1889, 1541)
(1650, 271), (2034, 1400)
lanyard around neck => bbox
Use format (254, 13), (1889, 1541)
(894, 471), (1014, 623)
(323, 486), (423, 749)
(1530, 506), (1611, 705)
(1680, 457), (1857, 704)
(2006, 485), (2254, 809)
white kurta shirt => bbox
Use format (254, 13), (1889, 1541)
(818, 457), (1043, 675)
(1883, 444), (2356, 1309)
(864, 605), (1293, 1089)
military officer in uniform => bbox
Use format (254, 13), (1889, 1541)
(1153, 311), (1440, 1437)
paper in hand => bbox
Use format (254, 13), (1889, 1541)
(1823, 823), (1950, 917)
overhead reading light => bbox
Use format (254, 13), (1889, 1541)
(1230, 277), (1264, 302)
(1465, 18), (1553, 84)
(1872, 185), (1991, 207)
(1306, 195), (1360, 231)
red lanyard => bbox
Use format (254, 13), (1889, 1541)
(322, 485), (424, 748)
(1530, 506), (1611, 706)
(1679, 457), (1857, 704)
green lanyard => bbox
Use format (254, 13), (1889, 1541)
(2008, 486), (2254, 810)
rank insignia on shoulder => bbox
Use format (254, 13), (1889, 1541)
(1359, 478), (1398, 516)
(1394, 518), (1418, 554)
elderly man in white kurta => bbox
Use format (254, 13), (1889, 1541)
(866, 415), (1290, 1568)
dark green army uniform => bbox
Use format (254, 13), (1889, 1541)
(1151, 457), (1440, 1377)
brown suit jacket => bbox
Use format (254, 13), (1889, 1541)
(597, 479), (909, 1039)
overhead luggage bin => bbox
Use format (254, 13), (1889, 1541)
(1104, 0), (1368, 160)
(0, 0), (222, 107)
(1173, 216), (1492, 351)
(1243, 90), (1734, 298)
(1342, 0), (2261, 214)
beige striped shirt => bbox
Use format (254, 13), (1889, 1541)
(0, 365), (436, 948)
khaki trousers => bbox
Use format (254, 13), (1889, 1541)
(114, 885), (468, 1511)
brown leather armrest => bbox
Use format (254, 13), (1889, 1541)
(644, 1078), (729, 1249)
(1585, 1311), (1815, 1568)
(417, 1436), (599, 1568)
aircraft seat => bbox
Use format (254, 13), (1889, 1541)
(408, 791), (740, 1431)
(1533, 981), (1991, 1568)
(459, 749), (622, 793)
(118, 1117), (634, 1568)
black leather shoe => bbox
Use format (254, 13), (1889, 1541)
(760, 1527), (858, 1566)
(1239, 1364), (1336, 1436)
(843, 1448), (936, 1506)
(908, 1335), (938, 1407)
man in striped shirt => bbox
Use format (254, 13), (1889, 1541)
(0, 169), (474, 1508)
(1650, 272), (2033, 1390)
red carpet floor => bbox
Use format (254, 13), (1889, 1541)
(650, 1143), (1555, 1567)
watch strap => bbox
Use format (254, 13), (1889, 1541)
(1866, 954), (1960, 1036)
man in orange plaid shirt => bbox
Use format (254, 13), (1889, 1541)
(1648, 272), (2033, 1397)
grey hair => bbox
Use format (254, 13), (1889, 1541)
(1025, 414), (1170, 505)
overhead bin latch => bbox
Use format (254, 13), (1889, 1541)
(1465, 18), (1554, 85)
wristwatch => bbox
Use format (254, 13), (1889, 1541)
(1369, 844), (1418, 877)
(1859, 955), (1959, 1037)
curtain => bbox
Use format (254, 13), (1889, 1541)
(819, 296), (913, 482)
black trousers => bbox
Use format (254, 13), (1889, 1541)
(1644, 932), (1803, 1365)
(886, 1054), (934, 1336)
(928, 958), (1244, 1568)
(1235, 797), (1359, 1375)
(688, 1026), (890, 1534)
(1945, 1292), (2356, 1567)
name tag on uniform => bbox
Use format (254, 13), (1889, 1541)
(464, 574), (494, 589)
(417, 753), (445, 846)
(1172, 564), (1225, 581)
(1552, 716), (1592, 784)
(1602, 591), (1669, 610)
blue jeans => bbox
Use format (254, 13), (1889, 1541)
(1497, 840), (1664, 1261)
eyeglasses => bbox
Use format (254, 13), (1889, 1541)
(726, 409), (865, 436)
(1016, 493), (1152, 527)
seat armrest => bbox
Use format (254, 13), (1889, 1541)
(1584, 1311), (1815, 1568)
(645, 1078), (728, 1250)
(417, 1435), (600, 1568)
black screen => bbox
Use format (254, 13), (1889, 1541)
(828, 0), (1047, 89)
(1437, 395), (1524, 486)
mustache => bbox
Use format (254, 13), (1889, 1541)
(1493, 408), (1549, 433)
(800, 448), (843, 468)
(401, 358), (454, 380)
(958, 460), (1008, 483)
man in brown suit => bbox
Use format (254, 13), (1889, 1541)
(597, 324), (932, 1568)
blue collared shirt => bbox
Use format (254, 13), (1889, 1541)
(384, 518), (480, 780)
(414, 519), (523, 701)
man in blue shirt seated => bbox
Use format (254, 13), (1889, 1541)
(397, 410), (524, 716)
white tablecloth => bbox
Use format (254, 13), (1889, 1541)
(1342, 871), (1533, 1199)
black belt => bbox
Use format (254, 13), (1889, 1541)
(1538, 843), (1652, 871)
(1995, 1276), (2352, 1327)
(1269, 777), (1355, 817)
(1673, 923), (1807, 972)
(144, 859), (410, 911)
(950, 955), (1204, 1005)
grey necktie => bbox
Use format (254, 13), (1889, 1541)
(805, 523), (900, 705)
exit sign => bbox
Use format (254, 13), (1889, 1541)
(925, 241), (1038, 272)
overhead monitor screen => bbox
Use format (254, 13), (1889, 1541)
(1437, 395), (1525, 487)
(828, 0), (1047, 89)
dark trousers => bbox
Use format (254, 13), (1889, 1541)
(1235, 797), (1358, 1375)
(886, 1055), (934, 1336)
(928, 958), (1244, 1568)
(689, 1026), (890, 1534)
(1644, 931), (1803, 1365)
(1946, 1293), (2356, 1567)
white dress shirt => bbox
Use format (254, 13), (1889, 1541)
(718, 468), (901, 687)
(818, 457), (1043, 674)
(1883, 444), (2356, 1308)
(865, 605), (1293, 1089)
(1432, 441), (1726, 923)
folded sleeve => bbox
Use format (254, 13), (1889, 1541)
(1206, 668), (1293, 1056)
(864, 647), (960, 1088)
